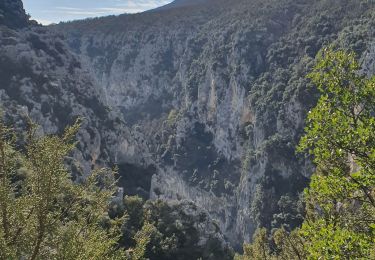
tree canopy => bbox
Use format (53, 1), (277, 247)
(0, 118), (155, 259)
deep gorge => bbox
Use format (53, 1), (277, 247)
(1, 0), (374, 255)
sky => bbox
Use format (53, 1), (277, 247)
(23, 0), (173, 25)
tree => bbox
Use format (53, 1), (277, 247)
(238, 48), (375, 259)
(297, 47), (375, 259)
(0, 118), (127, 259)
(234, 228), (272, 260)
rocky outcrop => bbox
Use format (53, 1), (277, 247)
(0, 0), (29, 29)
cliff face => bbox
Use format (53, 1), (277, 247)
(52, 0), (375, 247)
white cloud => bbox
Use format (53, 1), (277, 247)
(24, 0), (174, 24)
(53, 0), (173, 15)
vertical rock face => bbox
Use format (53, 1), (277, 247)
(53, 0), (375, 247)
(0, 0), (29, 29)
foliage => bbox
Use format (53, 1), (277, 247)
(234, 228), (271, 260)
(120, 195), (145, 248)
(166, 109), (181, 127)
(130, 223), (156, 260)
(238, 49), (375, 259)
(118, 198), (234, 260)
(299, 47), (375, 259)
(0, 118), (157, 260)
(0, 115), (232, 260)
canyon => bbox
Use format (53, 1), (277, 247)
(1, 0), (374, 251)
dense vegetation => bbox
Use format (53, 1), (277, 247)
(0, 116), (233, 259)
(0, 118), (152, 259)
(117, 197), (233, 259)
(236, 49), (375, 259)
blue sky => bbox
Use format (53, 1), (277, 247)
(23, 0), (173, 25)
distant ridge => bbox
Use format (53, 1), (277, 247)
(150, 0), (209, 12)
